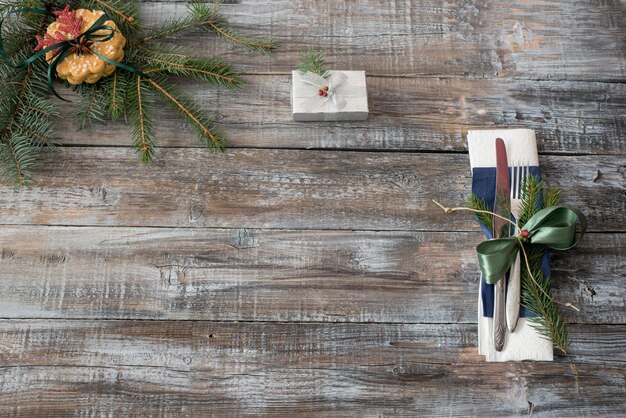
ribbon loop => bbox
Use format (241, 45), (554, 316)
(477, 206), (586, 284)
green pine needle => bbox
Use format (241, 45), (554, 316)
(127, 76), (156, 163)
(102, 71), (129, 121)
(520, 244), (570, 354)
(0, 14), (55, 186)
(137, 43), (243, 89)
(466, 194), (493, 232)
(73, 83), (108, 130)
(544, 186), (562, 208)
(137, 1), (276, 54)
(147, 76), (225, 150)
(297, 48), (330, 78)
(517, 174), (543, 226)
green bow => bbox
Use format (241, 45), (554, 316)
(0, 7), (146, 101)
(477, 206), (587, 285)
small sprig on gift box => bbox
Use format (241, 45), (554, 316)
(0, 0), (276, 186)
(435, 175), (586, 354)
(297, 48), (329, 79)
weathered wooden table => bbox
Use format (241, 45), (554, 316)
(1, 1), (625, 416)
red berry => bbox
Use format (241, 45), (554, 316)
(324, 86), (329, 91)
(323, 92), (328, 97)
(521, 229), (530, 238)
(318, 90), (324, 96)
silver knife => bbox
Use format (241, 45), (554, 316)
(493, 138), (511, 352)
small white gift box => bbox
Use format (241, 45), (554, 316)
(291, 70), (369, 121)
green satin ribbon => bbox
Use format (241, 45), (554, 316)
(0, 7), (146, 101)
(477, 206), (587, 285)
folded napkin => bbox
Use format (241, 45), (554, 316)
(468, 129), (553, 362)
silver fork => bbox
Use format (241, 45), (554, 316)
(506, 162), (528, 332)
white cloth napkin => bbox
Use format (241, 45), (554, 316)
(468, 128), (553, 362)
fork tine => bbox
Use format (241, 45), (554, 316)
(513, 164), (519, 199)
(516, 164), (521, 198)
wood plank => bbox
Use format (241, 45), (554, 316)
(135, 0), (626, 81)
(0, 226), (622, 323)
(0, 320), (624, 416)
(1, 149), (623, 231)
(55, 75), (626, 154)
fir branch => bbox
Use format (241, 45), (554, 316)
(517, 174), (543, 226)
(516, 176), (570, 353)
(102, 70), (128, 120)
(146, 76), (224, 149)
(127, 75), (156, 162)
(521, 245), (569, 354)
(297, 48), (329, 78)
(544, 186), (561, 208)
(136, 44), (243, 88)
(466, 194), (493, 232)
(73, 83), (107, 129)
(137, 1), (276, 54)
(0, 11), (52, 186)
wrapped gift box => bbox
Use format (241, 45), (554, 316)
(291, 70), (369, 121)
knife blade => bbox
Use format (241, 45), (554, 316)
(493, 138), (511, 352)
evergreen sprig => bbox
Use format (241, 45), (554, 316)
(0, 0), (275, 185)
(297, 48), (329, 78)
(137, 1), (276, 54)
(0, 6), (55, 185)
(127, 75), (156, 162)
(466, 174), (570, 354)
(147, 76), (224, 149)
(137, 43), (243, 89)
(465, 194), (493, 232)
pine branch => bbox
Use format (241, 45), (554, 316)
(516, 176), (570, 354)
(466, 194), (493, 232)
(297, 48), (330, 78)
(136, 44), (243, 88)
(127, 76), (155, 163)
(544, 186), (562, 208)
(127, 75), (156, 162)
(146, 76), (224, 149)
(0, 11), (53, 186)
(517, 174), (543, 226)
(137, 1), (276, 54)
(521, 246), (570, 354)
(102, 71), (129, 120)
(73, 83), (107, 129)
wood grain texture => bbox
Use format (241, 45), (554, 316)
(55, 75), (626, 154)
(1, 149), (623, 231)
(1, 0), (625, 415)
(136, 0), (626, 81)
(0, 226), (622, 324)
(0, 320), (624, 417)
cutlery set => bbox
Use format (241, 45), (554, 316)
(492, 138), (528, 351)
